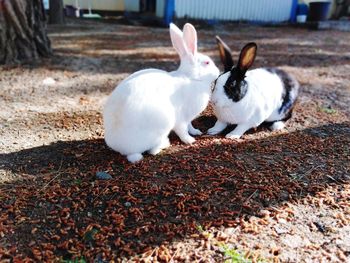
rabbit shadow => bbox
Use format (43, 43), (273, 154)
(0, 122), (349, 259)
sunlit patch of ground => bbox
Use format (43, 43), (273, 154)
(0, 19), (349, 262)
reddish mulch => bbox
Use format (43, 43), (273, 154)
(0, 19), (349, 262)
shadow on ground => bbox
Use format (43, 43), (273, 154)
(16, 21), (350, 76)
(0, 122), (349, 260)
(28, 48), (350, 77)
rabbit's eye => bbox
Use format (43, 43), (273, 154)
(203, 61), (210, 66)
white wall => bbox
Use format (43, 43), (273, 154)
(63, 0), (125, 11)
(124, 0), (140, 12)
(156, 0), (166, 17)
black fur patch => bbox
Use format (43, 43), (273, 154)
(263, 111), (293, 127)
(223, 67), (248, 102)
(213, 72), (224, 91)
(265, 68), (299, 116)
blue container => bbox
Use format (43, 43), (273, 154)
(308, 1), (331, 21)
(163, 0), (175, 26)
(297, 3), (309, 15)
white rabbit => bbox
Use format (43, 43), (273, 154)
(208, 36), (299, 139)
(103, 23), (219, 163)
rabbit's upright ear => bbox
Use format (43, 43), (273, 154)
(237, 42), (257, 73)
(170, 23), (188, 59)
(183, 23), (197, 57)
(216, 36), (234, 72)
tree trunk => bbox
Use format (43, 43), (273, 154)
(0, 0), (52, 64)
(333, 0), (350, 19)
(49, 0), (65, 24)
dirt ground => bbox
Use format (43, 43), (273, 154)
(0, 19), (350, 262)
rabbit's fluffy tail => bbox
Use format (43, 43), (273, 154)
(127, 153), (143, 163)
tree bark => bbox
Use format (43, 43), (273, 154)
(0, 0), (52, 64)
(333, 0), (350, 19)
(49, 0), (65, 24)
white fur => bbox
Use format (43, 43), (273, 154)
(209, 68), (287, 138)
(269, 121), (285, 131)
(104, 23), (219, 162)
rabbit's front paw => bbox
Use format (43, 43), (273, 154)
(190, 128), (202, 136)
(181, 135), (196, 144)
(188, 123), (203, 136)
(207, 121), (227, 135)
(207, 127), (222, 135)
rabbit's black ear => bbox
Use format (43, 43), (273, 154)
(216, 36), (234, 72)
(237, 42), (257, 74)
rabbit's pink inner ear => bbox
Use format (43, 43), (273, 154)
(183, 23), (197, 56)
(170, 23), (188, 58)
(238, 43), (257, 72)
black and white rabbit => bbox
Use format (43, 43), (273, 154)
(208, 36), (299, 139)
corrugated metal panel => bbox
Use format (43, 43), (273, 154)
(175, 0), (293, 22)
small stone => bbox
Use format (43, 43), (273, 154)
(280, 190), (290, 201)
(281, 234), (309, 248)
(335, 239), (343, 245)
(96, 171), (112, 180)
(259, 209), (271, 217)
(278, 218), (287, 224)
(124, 202), (132, 207)
(87, 212), (92, 217)
(42, 77), (56, 86)
(274, 225), (289, 234)
(224, 227), (238, 236)
(213, 139), (222, 145)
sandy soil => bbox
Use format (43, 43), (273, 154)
(0, 19), (349, 262)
